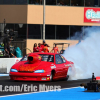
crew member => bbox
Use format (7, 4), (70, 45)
(51, 44), (59, 53)
(41, 41), (45, 51)
(41, 40), (50, 51)
(43, 44), (49, 53)
(37, 43), (42, 52)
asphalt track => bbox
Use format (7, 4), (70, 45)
(0, 76), (91, 97)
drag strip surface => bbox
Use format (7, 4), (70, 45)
(0, 76), (91, 96)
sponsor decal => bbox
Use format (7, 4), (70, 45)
(84, 8), (100, 23)
(15, 59), (19, 63)
(19, 65), (38, 72)
(51, 65), (56, 69)
(38, 56), (41, 60)
(65, 64), (72, 67)
(65, 64), (68, 67)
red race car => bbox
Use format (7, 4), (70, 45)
(9, 52), (74, 81)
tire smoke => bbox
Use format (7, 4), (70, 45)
(63, 26), (100, 80)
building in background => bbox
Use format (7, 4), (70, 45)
(0, 0), (100, 54)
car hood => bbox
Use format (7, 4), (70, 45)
(11, 61), (54, 72)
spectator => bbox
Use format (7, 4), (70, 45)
(3, 34), (9, 48)
(51, 44), (59, 53)
(37, 43), (42, 52)
(3, 34), (9, 56)
(4, 42), (16, 57)
(33, 43), (38, 52)
(9, 29), (14, 37)
(43, 44), (49, 53)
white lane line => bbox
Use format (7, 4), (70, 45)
(0, 86), (83, 98)
(0, 74), (9, 76)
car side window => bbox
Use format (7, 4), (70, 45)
(60, 55), (66, 63)
(55, 54), (63, 64)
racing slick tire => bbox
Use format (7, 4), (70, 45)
(66, 75), (69, 81)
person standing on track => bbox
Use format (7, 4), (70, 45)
(41, 40), (45, 52)
(37, 43), (42, 52)
(51, 44), (59, 53)
(41, 40), (49, 52)
(33, 43), (38, 52)
(43, 44), (49, 53)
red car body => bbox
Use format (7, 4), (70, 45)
(9, 52), (74, 81)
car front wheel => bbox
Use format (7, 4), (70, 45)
(50, 71), (54, 81)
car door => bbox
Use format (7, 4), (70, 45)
(60, 55), (69, 76)
(55, 54), (64, 77)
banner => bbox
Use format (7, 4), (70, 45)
(84, 8), (100, 23)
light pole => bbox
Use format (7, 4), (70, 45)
(43, 0), (45, 41)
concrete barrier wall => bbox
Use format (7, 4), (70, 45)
(0, 58), (22, 73)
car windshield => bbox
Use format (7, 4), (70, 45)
(39, 54), (54, 62)
(20, 55), (28, 61)
(20, 54), (54, 62)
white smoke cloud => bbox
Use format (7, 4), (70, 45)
(63, 26), (100, 80)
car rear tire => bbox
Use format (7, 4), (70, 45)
(66, 75), (69, 81)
